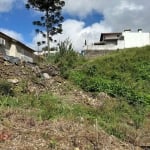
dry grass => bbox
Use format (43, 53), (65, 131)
(0, 108), (141, 150)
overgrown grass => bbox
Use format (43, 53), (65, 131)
(0, 46), (149, 143)
(69, 46), (150, 106)
(43, 45), (150, 141)
(0, 92), (148, 142)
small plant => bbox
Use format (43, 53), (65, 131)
(86, 65), (98, 77)
(53, 38), (79, 78)
(0, 80), (14, 96)
(49, 139), (57, 149)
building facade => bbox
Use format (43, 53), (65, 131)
(0, 32), (35, 62)
(83, 29), (150, 56)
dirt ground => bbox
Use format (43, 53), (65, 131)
(0, 108), (141, 150)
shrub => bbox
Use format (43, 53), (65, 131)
(0, 80), (14, 96)
(53, 39), (79, 78)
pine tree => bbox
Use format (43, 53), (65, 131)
(26, 0), (65, 55)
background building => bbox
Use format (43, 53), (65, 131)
(83, 29), (150, 56)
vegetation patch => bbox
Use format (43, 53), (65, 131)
(68, 46), (150, 106)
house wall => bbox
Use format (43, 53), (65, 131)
(0, 37), (34, 62)
(5, 41), (10, 55)
(84, 44), (118, 51)
(83, 50), (113, 57)
(122, 32), (150, 48)
(117, 40), (125, 49)
(16, 45), (33, 62)
(9, 43), (17, 56)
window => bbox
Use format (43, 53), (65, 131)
(0, 38), (6, 46)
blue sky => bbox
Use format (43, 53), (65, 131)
(0, 0), (150, 51)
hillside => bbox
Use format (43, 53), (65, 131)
(68, 46), (150, 148)
(0, 46), (149, 149)
(69, 46), (150, 105)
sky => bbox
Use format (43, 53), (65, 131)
(0, 0), (150, 51)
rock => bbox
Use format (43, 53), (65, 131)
(7, 78), (19, 84)
(32, 66), (41, 77)
(27, 86), (38, 95)
(41, 65), (59, 76)
(97, 92), (111, 100)
(43, 73), (51, 79)
(3, 55), (20, 65)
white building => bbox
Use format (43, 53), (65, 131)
(34, 50), (58, 56)
(83, 29), (150, 55)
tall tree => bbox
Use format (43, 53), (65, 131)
(26, 0), (65, 55)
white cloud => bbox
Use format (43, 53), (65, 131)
(0, 0), (25, 13)
(61, 0), (150, 50)
(54, 19), (112, 51)
(63, 0), (149, 32)
(0, 0), (15, 12)
(31, 19), (111, 51)
(118, 1), (143, 12)
(0, 28), (24, 41)
(30, 32), (47, 51)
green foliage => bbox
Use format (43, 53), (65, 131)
(53, 39), (84, 78)
(79, 77), (149, 106)
(55, 38), (77, 64)
(0, 91), (148, 142)
(69, 46), (150, 106)
(85, 65), (98, 77)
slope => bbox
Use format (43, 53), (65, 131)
(70, 46), (150, 105)
(68, 46), (150, 147)
(0, 53), (142, 149)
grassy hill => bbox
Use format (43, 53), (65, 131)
(69, 46), (150, 105)
(0, 46), (150, 149)
(65, 46), (150, 144)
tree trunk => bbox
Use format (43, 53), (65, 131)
(47, 27), (50, 56)
(46, 10), (50, 56)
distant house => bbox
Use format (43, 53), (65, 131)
(0, 32), (35, 62)
(34, 50), (58, 56)
(83, 29), (150, 56)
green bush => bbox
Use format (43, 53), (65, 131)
(79, 76), (149, 106)
(68, 46), (150, 106)
(53, 39), (84, 78)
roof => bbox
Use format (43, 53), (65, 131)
(100, 32), (122, 41)
(0, 32), (35, 52)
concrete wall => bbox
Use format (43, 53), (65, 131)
(16, 45), (33, 62)
(84, 44), (118, 51)
(117, 40), (125, 49)
(9, 43), (17, 56)
(83, 50), (113, 57)
(122, 32), (150, 48)
(3, 39), (33, 62)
